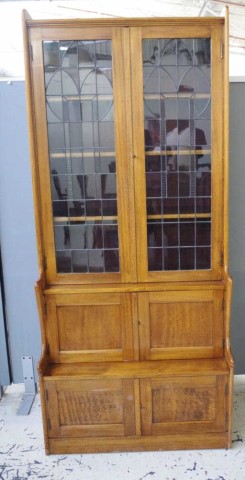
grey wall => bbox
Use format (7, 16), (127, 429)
(0, 80), (244, 382)
(0, 281), (10, 386)
(230, 83), (245, 374)
(0, 81), (40, 383)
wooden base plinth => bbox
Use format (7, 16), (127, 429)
(48, 433), (229, 455)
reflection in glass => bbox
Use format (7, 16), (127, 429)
(53, 201), (68, 217)
(54, 221), (119, 273)
(146, 173), (161, 197)
(148, 248), (163, 271)
(102, 199), (117, 216)
(147, 198), (162, 215)
(178, 67), (195, 93)
(180, 221), (195, 246)
(164, 222), (178, 246)
(56, 251), (71, 273)
(148, 223), (162, 247)
(43, 39), (119, 274)
(103, 225), (119, 248)
(196, 221), (211, 246)
(180, 248), (195, 270)
(85, 200), (102, 216)
(48, 124), (65, 149)
(104, 250), (119, 272)
(196, 247), (210, 269)
(164, 248), (179, 270)
(88, 251), (104, 272)
(50, 156), (67, 175)
(143, 37), (211, 271)
(72, 251), (88, 273)
(179, 173), (190, 197)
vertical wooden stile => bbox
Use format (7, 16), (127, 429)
(224, 7), (229, 273)
(22, 11), (45, 274)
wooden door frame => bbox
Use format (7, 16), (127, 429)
(131, 22), (225, 283)
(25, 22), (137, 285)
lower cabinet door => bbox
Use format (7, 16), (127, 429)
(138, 290), (224, 360)
(140, 375), (228, 436)
(46, 292), (134, 362)
(45, 379), (136, 438)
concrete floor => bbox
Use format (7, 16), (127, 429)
(0, 377), (245, 480)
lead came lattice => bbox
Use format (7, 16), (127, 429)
(143, 38), (212, 271)
(43, 39), (120, 274)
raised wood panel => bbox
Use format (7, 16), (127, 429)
(58, 387), (123, 426)
(140, 375), (228, 436)
(150, 302), (213, 348)
(46, 292), (134, 362)
(138, 290), (224, 360)
(152, 376), (216, 423)
(57, 304), (122, 351)
(45, 378), (136, 438)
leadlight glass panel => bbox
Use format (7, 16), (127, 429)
(143, 38), (211, 271)
(43, 40), (119, 273)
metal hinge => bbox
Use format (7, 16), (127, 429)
(220, 42), (224, 59)
(29, 44), (33, 62)
(45, 389), (49, 401)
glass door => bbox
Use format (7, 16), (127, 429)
(29, 26), (136, 284)
(131, 23), (224, 282)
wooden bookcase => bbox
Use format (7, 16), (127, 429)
(23, 10), (234, 454)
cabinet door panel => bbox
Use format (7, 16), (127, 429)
(45, 378), (136, 438)
(131, 25), (224, 282)
(138, 290), (224, 360)
(140, 375), (227, 436)
(46, 292), (134, 362)
(30, 26), (136, 284)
